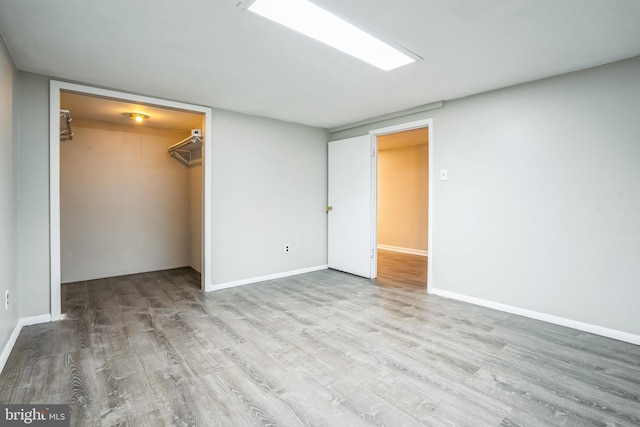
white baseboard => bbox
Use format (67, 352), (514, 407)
(377, 244), (428, 257)
(429, 288), (640, 346)
(0, 314), (52, 374)
(207, 265), (329, 292)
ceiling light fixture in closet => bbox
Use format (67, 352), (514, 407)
(129, 113), (149, 123)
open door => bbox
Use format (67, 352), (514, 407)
(327, 135), (374, 278)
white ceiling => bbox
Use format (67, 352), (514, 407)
(2, 0), (640, 129)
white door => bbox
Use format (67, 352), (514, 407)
(328, 135), (374, 278)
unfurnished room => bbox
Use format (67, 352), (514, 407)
(1, 1), (639, 426)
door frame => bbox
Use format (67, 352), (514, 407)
(369, 118), (433, 287)
(49, 81), (213, 320)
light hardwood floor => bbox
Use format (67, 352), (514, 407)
(1, 268), (639, 426)
(376, 249), (427, 289)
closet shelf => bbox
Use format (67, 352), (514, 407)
(168, 130), (203, 167)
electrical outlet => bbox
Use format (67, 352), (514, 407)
(284, 244), (290, 253)
(4, 290), (8, 311)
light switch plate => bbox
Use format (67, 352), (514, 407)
(440, 169), (448, 181)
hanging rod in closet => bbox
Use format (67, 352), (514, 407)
(60, 109), (73, 140)
(167, 129), (203, 167)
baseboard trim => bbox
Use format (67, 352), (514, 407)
(377, 244), (428, 257)
(429, 288), (640, 346)
(21, 314), (52, 326)
(207, 265), (329, 292)
(0, 314), (52, 374)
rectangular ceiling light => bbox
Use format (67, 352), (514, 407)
(242, 0), (417, 71)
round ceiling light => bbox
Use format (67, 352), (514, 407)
(129, 113), (149, 123)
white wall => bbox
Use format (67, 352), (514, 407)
(211, 110), (328, 285)
(378, 145), (429, 252)
(331, 56), (640, 337)
(60, 121), (192, 282)
(0, 35), (19, 355)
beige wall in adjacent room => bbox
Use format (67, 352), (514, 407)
(60, 120), (193, 282)
(377, 143), (428, 252)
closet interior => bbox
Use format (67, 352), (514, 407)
(59, 91), (205, 284)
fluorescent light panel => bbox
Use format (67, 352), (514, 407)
(246, 0), (416, 71)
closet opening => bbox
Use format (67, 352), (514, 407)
(50, 81), (212, 320)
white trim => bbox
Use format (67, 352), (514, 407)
(0, 314), (51, 374)
(202, 109), (213, 292)
(49, 84), (61, 320)
(208, 265), (329, 291)
(0, 323), (22, 374)
(20, 314), (52, 326)
(377, 244), (428, 257)
(50, 81), (213, 316)
(369, 118), (434, 289)
(429, 288), (640, 346)
(370, 134), (378, 279)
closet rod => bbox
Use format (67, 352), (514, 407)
(170, 151), (192, 167)
(168, 135), (202, 153)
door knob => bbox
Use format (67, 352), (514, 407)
(327, 206), (333, 212)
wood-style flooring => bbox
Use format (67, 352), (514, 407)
(376, 249), (427, 289)
(1, 268), (639, 426)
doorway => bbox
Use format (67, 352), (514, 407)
(327, 119), (433, 288)
(375, 127), (429, 288)
(49, 81), (213, 320)
(370, 119), (433, 289)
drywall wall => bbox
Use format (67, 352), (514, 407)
(189, 161), (202, 272)
(378, 144), (428, 252)
(16, 73), (49, 317)
(331, 56), (640, 337)
(60, 121), (192, 282)
(0, 35), (19, 357)
(210, 110), (328, 285)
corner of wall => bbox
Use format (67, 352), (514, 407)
(0, 28), (20, 371)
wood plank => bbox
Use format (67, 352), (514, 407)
(1, 267), (638, 426)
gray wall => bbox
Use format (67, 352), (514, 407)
(16, 72), (49, 317)
(332, 56), (640, 336)
(210, 110), (328, 285)
(15, 75), (328, 317)
(0, 36), (19, 352)
(60, 122), (193, 282)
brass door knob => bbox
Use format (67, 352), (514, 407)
(327, 206), (333, 212)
